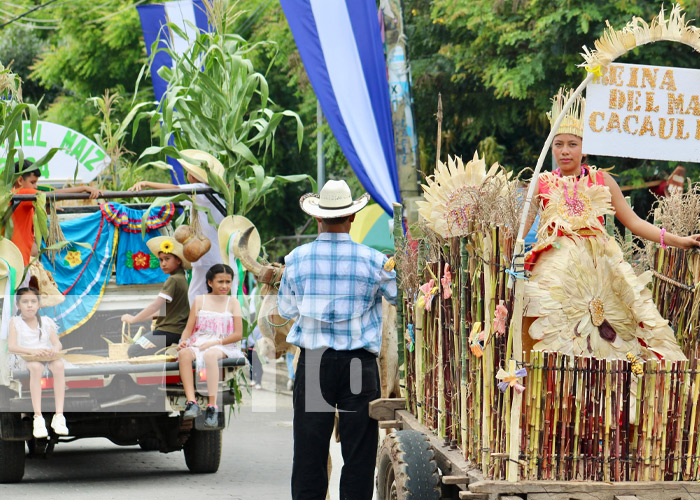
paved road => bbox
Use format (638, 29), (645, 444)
(7, 363), (379, 500)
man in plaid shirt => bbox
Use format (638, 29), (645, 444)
(278, 180), (397, 500)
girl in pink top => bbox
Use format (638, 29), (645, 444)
(177, 264), (243, 427)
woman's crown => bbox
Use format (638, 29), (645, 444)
(547, 88), (585, 137)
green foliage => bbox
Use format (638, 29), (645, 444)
(0, 25), (51, 105)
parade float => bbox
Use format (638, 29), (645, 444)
(372, 5), (700, 499)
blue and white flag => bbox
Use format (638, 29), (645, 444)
(137, 0), (210, 183)
(280, 0), (401, 214)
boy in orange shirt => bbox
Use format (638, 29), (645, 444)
(11, 160), (103, 265)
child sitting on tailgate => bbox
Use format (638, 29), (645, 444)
(122, 236), (190, 357)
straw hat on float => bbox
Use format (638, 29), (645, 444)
(299, 180), (370, 219)
(146, 236), (191, 270)
(177, 149), (225, 183)
(0, 238), (24, 291)
(218, 215), (261, 264)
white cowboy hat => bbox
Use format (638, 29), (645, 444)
(218, 215), (261, 263)
(146, 236), (192, 270)
(300, 180), (370, 219)
(0, 238), (24, 290)
(178, 149), (225, 184)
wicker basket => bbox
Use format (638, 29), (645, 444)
(108, 343), (131, 360)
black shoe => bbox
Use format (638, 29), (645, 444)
(204, 406), (218, 428)
(183, 401), (201, 420)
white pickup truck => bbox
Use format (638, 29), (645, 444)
(0, 189), (245, 483)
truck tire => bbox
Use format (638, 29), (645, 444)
(183, 429), (222, 473)
(0, 439), (25, 483)
(376, 430), (440, 500)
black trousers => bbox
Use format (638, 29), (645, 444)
(127, 329), (180, 357)
(291, 347), (380, 500)
(246, 348), (263, 385)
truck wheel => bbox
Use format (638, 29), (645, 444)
(376, 430), (440, 500)
(0, 439), (25, 483)
(183, 429), (222, 473)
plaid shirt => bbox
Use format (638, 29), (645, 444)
(278, 232), (397, 355)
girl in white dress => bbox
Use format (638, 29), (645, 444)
(177, 264), (243, 427)
(8, 287), (69, 438)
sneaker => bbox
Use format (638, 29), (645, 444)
(183, 401), (201, 420)
(204, 406), (218, 428)
(286, 379), (294, 391)
(33, 415), (48, 439)
(51, 414), (69, 436)
(254, 383), (262, 390)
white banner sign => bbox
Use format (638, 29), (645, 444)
(583, 62), (700, 162)
(0, 120), (110, 183)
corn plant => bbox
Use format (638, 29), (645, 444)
(133, 2), (312, 217)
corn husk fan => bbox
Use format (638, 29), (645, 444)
(417, 152), (513, 238)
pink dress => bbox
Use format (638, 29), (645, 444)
(180, 296), (242, 365)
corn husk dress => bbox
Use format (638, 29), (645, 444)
(524, 166), (686, 361)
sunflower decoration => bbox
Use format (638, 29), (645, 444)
(160, 240), (174, 254)
(525, 237), (686, 361)
(536, 167), (614, 247)
(417, 152), (512, 238)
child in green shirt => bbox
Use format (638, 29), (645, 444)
(122, 236), (191, 357)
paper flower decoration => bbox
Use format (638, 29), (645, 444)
(469, 322), (484, 358)
(496, 366), (527, 394)
(493, 302), (508, 336)
(160, 240), (174, 254)
(417, 279), (438, 311)
(441, 264), (452, 299)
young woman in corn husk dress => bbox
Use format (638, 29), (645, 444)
(523, 89), (700, 362)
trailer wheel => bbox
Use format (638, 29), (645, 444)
(183, 429), (222, 473)
(376, 430), (440, 500)
(0, 439), (25, 483)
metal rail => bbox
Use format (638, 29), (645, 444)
(10, 186), (227, 218)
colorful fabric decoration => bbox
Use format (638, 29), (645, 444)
(101, 202), (174, 286)
(441, 264), (452, 299)
(469, 322), (484, 358)
(493, 301), (508, 336)
(496, 365), (527, 394)
(406, 323), (415, 352)
(40, 211), (117, 336)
